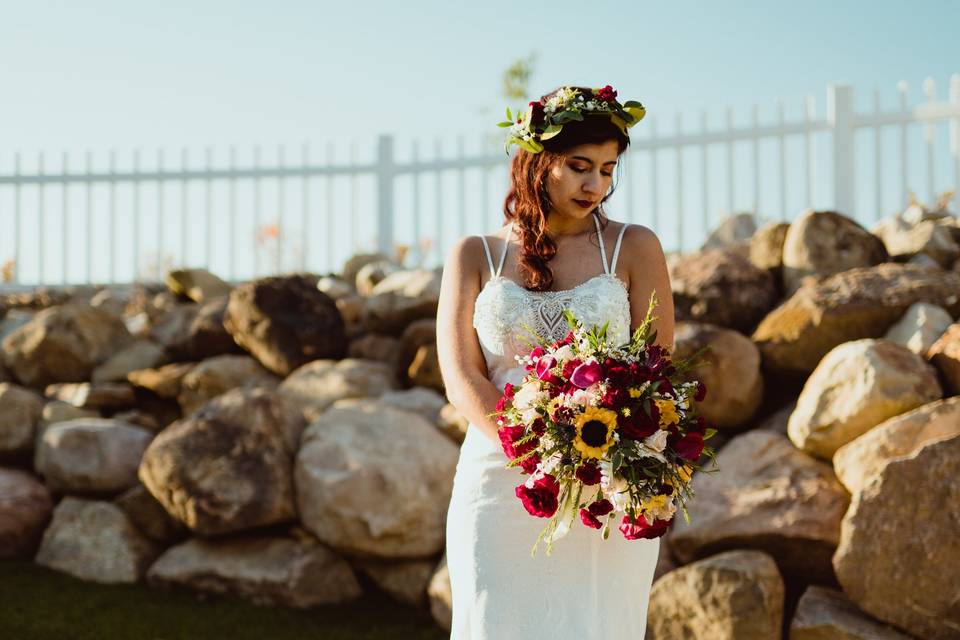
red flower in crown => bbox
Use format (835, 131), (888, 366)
(529, 100), (546, 126)
(596, 85), (618, 102)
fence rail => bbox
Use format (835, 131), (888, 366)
(1, 75), (959, 288)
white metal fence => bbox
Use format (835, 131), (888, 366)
(1, 74), (959, 288)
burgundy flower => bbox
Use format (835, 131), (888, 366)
(575, 463), (602, 486)
(596, 85), (618, 102)
(580, 508), (603, 529)
(619, 513), (670, 540)
(495, 396), (508, 412)
(673, 432), (705, 462)
(620, 402), (659, 440)
(515, 474), (560, 518)
(694, 381), (707, 402)
(561, 358), (582, 380)
(529, 100), (546, 125)
(504, 382), (515, 399)
(658, 377), (677, 399)
(589, 498), (614, 516)
(531, 417), (547, 436)
(571, 360), (604, 388)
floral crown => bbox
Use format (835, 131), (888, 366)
(497, 85), (646, 155)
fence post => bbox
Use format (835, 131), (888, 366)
(828, 84), (855, 216)
(376, 134), (395, 258)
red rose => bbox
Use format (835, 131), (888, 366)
(674, 432), (705, 461)
(515, 474), (560, 518)
(619, 513), (670, 540)
(504, 382), (515, 399)
(575, 462), (602, 486)
(620, 402), (659, 440)
(596, 85), (618, 102)
(589, 498), (614, 516)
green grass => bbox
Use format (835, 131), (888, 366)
(0, 558), (447, 640)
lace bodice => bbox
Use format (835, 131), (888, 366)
(473, 212), (632, 393)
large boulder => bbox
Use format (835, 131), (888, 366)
(278, 358), (396, 423)
(883, 302), (953, 355)
(781, 209), (888, 295)
(833, 434), (960, 639)
(646, 550), (784, 640)
(35, 418), (154, 494)
(748, 222), (790, 275)
(752, 263), (960, 378)
(138, 387), (305, 535)
(0, 383), (44, 458)
(352, 556), (436, 607)
(787, 339), (941, 460)
(1, 303), (133, 387)
(397, 319), (443, 391)
(126, 362), (194, 400)
(295, 398), (459, 559)
(669, 430), (848, 583)
(427, 553), (452, 632)
(790, 585), (914, 639)
(833, 397), (960, 494)
(113, 483), (186, 544)
(35, 497), (160, 583)
(224, 275), (347, 376)
(670, 249), (778, 333)
(146, 532), (362, 607)
(0, 468), (53, 557)
(700, 212), (757, 251)
(875, 218), (960, 268)
(672, 322), (763, 430)
(91, 339), (167, 383)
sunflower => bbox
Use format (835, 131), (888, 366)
(572, 406), (618, 459)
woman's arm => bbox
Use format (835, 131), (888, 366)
(436, 235), (505, 446)
(623, 224), (675, 352)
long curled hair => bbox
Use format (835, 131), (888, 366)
(503, 86), (631, 291)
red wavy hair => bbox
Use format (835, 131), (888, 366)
(502, 86), (631, 291)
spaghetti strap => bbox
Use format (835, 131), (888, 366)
(592, 212), (609, 275)
(479, 236), (496, 278)
(610, 223), (630, 273)
(496, 222), (513, 277)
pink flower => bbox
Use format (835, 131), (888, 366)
(535, 356), (557, 381)
(571, 360), (603, 388)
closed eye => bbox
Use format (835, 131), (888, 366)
(572, 167), (613, 177)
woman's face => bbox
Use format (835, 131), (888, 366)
(545, 139), (620, 221)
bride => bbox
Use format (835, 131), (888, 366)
(435, 84), (675, 639)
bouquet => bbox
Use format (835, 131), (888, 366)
(489, 292), (717, 556)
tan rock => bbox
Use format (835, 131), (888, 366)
(927, 323), (960, 394)
(356, 260), (401, 297)
(113, 483), (186, 544)
(353, 556), (435, 606)
(1, 303), (133, 387)
(378, 387), (447, 424)
(44, 381), (137, 410)
(752, 263), (960, 377)
(701, 212), (757, 251)
(781, 209), (888, 295)
(670, 249), (778, 333)
(749, 221), (790, 273)
(92, 339), (167, 383)
(35, 497), (160, 583)
(0, 468), (53, 557)
(833, 434), (960, 640)
(834, 397), (960, 494)
(341, 252), (393, 290)
(673, 322), (763, 430)
(146, 533), (362, 608)
(346, 333), (401, 365)
(427, 553), (452, 632)
(35, 418), (154, 494)
(177, 354), (279, 415)
(138, 387), (304, 535)
(150, 297), (242, 361)
(883, 302), (953, 355)
(126, 362), (194, 399)
(278, 358), (396, 423)
(361, 268), (442, 335)
(164, 268), (232, 303)
(0, 383), (44, 457)
(877, 218), (960, 268)
(669, 430), (849, 583)
(295, 398), (459, 559)
(647, 550), (784, 640)
(787, 339), (942, 459)
(790, 585), (914, 639)
(436, 403), (468, 443)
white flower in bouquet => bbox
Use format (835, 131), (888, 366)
(552, 344), (575, 363)
(513, 384), (546, 411)
(643, 429), (668, 453)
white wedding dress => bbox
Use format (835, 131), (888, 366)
(445, 212), (660, 639)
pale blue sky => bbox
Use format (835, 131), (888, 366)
(2, 0), (957, 150)
(0, 1), (958, 284)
